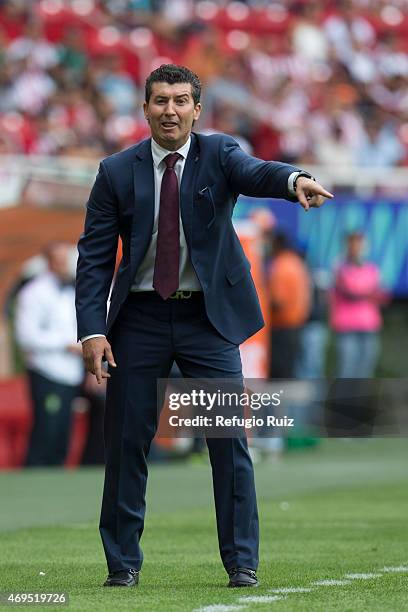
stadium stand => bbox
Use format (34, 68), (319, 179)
(0, 0), (407, 164)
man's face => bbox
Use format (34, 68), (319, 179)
(143, 82), (201, 150)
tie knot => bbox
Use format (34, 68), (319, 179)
(164, 152), (181, 170)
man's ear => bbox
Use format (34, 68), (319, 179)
(193, 103), (202, 122)
(143, 101), (149, 122)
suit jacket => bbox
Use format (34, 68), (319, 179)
(75, 132), (300, 345)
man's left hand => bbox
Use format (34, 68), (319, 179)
(295, 177), (334, 211)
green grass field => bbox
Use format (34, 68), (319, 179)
(0, 439), (407, 611)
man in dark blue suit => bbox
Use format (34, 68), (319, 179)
(76, 64), (333, 588)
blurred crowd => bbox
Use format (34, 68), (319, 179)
(0, 0), (407, 166)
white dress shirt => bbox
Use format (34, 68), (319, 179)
(15, 272), (84, 386)
(131, 136), (201, 292)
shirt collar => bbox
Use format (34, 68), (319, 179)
(151, 136), (191, 169)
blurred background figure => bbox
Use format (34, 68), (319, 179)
(330, 231), (386, 378)
(249, 207), (276, 276)
(296, 267), (330, 380)
(268, 232), (311, 379)
(14, 242), (83, 466)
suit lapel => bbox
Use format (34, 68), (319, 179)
(180, 133), (200, 250)
(131, 139), (155, 273)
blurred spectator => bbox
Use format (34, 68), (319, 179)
(296, 268), (330, 379)
(324, 0), (376, 69)
(355, 115), (404, 167)
(180, 26), (226, 86)
(375, 32), (408, 79)
(268, 232), (311, 378)
(14, 242), (84, 466)
(6, 19), (58, 70)
(56, 27), (89, 85)
(159, 0), (195, 28)
(0, 1), (28, 39)
(203, 55), (254, 129)
(249, 207), (276, 276)
(267, 76), (310, 163)
(246, 35), (307, 97)
(11, 57), (56, 114)
(330, 231), (386, 378)
(94, 54), (139, 115)
(0, 62), (18, 113)
(292, 265), (330, 450)
(369, 74), (408, 116)
(203, 104), (253, 153)
(314, 122), (354, 168)
(309, 87), (365, 166)
(0, 25), (8, 66)
(291, 2), (329, 64)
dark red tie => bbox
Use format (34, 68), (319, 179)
(153, 152), (182, 299)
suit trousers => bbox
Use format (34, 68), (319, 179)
(99, 291), (259, 573)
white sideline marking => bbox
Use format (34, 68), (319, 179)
(238, 595), (285, 603)
(269, 587), (314, 594)
(193, 560), (408, 611)
(313, 579), (351, 586)
(344, 573), (383, 580)
(194, 606), (247, 612)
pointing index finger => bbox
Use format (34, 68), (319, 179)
(315, 184), (334, 199)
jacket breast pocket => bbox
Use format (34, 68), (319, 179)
(226, 259), (251, 286)
(197, 186), (217, 229)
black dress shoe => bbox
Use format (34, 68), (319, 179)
(103, 569), (139, 587)
(228, 567), (259, 588)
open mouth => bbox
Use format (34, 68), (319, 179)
(161, 122), (178, 129)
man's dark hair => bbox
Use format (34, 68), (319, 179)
(145, 64), (201, 105)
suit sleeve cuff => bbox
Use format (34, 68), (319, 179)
(287, 171), (301, 196)
(81, 334), (106, 343)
